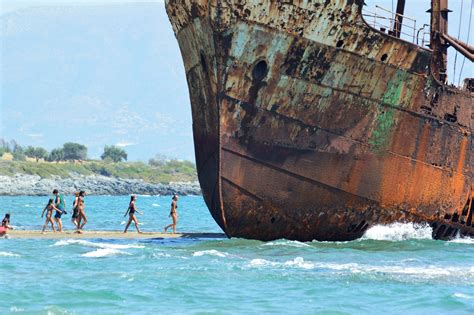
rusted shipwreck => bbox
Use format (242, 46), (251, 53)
(166, 0), (474, 241)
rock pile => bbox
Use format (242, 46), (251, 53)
(0, 174), (201, 196)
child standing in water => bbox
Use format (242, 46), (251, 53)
(164, 195), (179, 233)
(123, 195), (143, 233)
(41, 199), (61, 233)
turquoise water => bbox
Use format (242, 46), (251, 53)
(1, 196), (473, 314)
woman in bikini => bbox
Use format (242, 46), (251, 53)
(76, 191), (87, 233)
(164, 195), (179, 233)
(123, 195), (143, 233)
(41, 199), (61, 233)
(71, 192), (80, 229)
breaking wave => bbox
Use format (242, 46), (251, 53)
(362, 222), (433, 241)
(247, 257), (474, 281)
(0, 251), (20, 257)
(193, 249), (229, 258)
(53, 239), (145, 249)
(453, 293), (474, 300)
(249, 257), (314, 270)
(263, 240), (311, 248)
(53, 239), (144, 258)
(82, 248), (130, 258)
(449, 237), (474, 244)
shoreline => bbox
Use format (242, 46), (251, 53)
(4, 230), (226, 239)
(0, 174), (202, 196)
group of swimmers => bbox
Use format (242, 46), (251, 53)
(1, 190), (180, 235)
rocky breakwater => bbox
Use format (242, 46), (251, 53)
(0, 174), (201, 196)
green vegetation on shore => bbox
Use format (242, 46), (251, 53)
(0, 139), (197, 184)
(0, 159), (197, 184)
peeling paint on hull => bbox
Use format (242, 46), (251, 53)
(166, 0), (473, 241)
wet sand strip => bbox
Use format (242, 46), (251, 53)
(5, 230), (227, 240)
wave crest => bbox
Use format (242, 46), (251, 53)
(0, 251), (20, 257)
(82, 248), (130, 258)
(193, 249), (228, 257)
(362, 222), (433, 241)
(53, 239), (144, 249)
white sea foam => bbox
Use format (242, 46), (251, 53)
(249, 257), (313, 270)
(249, 258), (278, 267)
(449, 237), (474, 244)
(192, 249), (228, 257)
(152, 203), (160, 207)
(82, 248), (130, 258)
(283, 257), (314, 269)
(263, 240), (311, 248)
(247, 257), (473, 280)
(314, 262), (474, 280)
(10, 306), (25, 312)
(362, 222), (433, 241)
(0, 251), (20, 257)
(153, 252), (172, 258)
(453, 293), (474, 300)
(53, 239), (144, 249)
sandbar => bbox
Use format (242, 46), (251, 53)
(4, 230), (226, 240)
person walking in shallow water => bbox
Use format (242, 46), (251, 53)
(123, 195), (143, 233)
(76, 191), (87, 233)
(53, 189), (66, 232)
(41, 199), (61, 233)
(164, 195), (179, 233)
(71, 192), (80, 229)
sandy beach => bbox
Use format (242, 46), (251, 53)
(4, 230), (226, 240)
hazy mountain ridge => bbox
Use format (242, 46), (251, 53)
(1, 3), (194, 161)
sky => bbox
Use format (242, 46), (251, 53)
(1, 0), (193, 161)
(0, 0), (472, 162)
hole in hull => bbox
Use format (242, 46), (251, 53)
(252, 60), (268, 81)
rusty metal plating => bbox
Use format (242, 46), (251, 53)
(166, 0), (473, 241)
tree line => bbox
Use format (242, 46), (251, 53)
(0, 139), (128, 163)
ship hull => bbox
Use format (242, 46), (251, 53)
(166, 0), (473, 241)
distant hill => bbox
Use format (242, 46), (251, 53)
(1, 3), (194, 161)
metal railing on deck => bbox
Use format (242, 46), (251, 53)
(362, 5), (430, 48)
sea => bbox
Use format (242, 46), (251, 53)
(0, 195), (473, 314)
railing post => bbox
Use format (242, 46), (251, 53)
(392, 0), (406, 38)
(430, 0), (450, 83)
